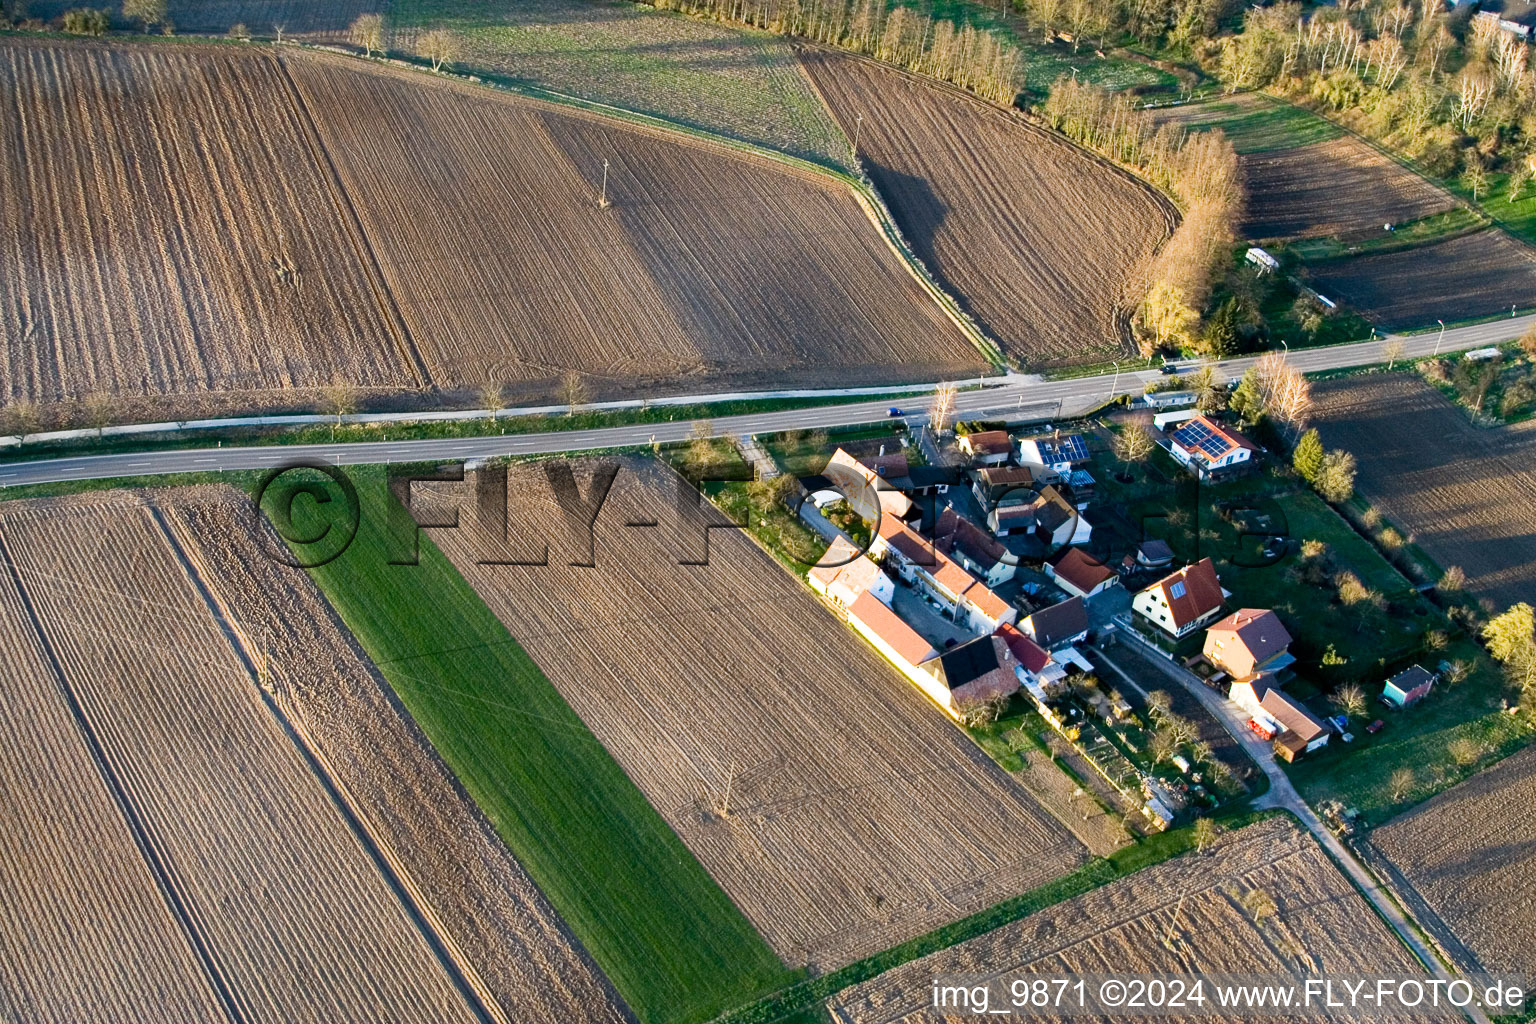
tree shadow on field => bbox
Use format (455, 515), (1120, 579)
(861, 160), (947, 270)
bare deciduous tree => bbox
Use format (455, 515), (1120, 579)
(416, 27), (460, 72)
(928, 382), (956, 435)
(348, 12), (386, 57)
(561, 371), (588, 416)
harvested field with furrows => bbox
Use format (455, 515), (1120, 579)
(799, 49), (1173, 369)
(423, 459), (1085, 970)
(1240, 138), (1456, 241)
(1313, 374), (1536, 609)
(160, 488), (632, 1024)
(284, 49), (984, 400)
(0, 564), (230, 1024)
(1309, 230), (1536, 327)
(0, 490), (624, 1023)
(0, 40), (414, 409)
(831, 817), (1451, 1023)
(1370, 745), (1536, 976)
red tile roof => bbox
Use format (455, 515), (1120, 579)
(1146, 557), (1223, 628)
(963, 582), (1013, 622)
(961, 430), (1012, 456)
(849, 591), (937, 666)
(1169, 416), (1258, 463)
(877, 514), (937, 567)
(1261, 689), (1327, 743)
(1205, 609), (1291, 675)
(996, 623), (1051, 674)
(809, 536), (883, 600)
(1047, 546), (1114, 594)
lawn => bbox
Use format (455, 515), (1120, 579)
(1452, 170), (1536, 249)
(1165, 96), (1343, 154)
(388, 0), (849, 167)
(271, 465), (795, 1024)
(1285, 207), (1486, 263)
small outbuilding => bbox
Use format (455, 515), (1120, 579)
(1382, 664), (1437, 708)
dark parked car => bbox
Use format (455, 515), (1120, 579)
(1367, 719), (1386, 734)
(1160, 364), (1179, 375)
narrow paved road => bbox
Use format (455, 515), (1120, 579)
(1, 314), (1530, 489)
(1099, 637), (1491, 1024)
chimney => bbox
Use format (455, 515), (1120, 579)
(879, 444), (886, 457)
(1054, 427), (1061, 442)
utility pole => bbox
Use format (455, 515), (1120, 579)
(598, 159), (611, 209)
(718, 761), (738, 819)
(1280, 338), (1289, 362)
(852, 113), (864, 158)
(1110, 360), (1120, 399)
(1434, 319), (1445, 357)
(1162, 890), (1189, 950)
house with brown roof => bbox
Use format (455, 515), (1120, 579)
(1045, 547), (1118, 600)
(823, 448), (913, 525)
(1020, 596), (1089, 650)
(846, 591), (939, 688)
(1165, 416), (1258, 480)
(868, 514), (1016, 633)
(1260, 689), (1330, 761)
(916, 634), (1019, 718)
(1132, 558), (1225, 638)
(957, 430), (1012, 466)
(996, 622), (1067, 697)
(934, 508), (1015, 587)
(807, 536), (894, 613)
(1203, 609), (1294, 681)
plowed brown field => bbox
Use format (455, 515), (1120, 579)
(0, 489), (629, 1024)
(0, 40), (413, 408)
(1309, 230), (1536, 327)
(800, 49), (1174, 369)
(1313, 373), (1536, 610)
(422, 459), (1085, 970)
(285, 50), (981, 399)
(831, 817), (1451, 1023)
(0, 39), (983, 417)
(1241, 139), (1456, 241)
(1370, 745), (1536, 976)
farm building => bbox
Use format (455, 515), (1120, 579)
(1044, 547), (1117, 600)
(1165, 416), (1258, 480)
(869, 515), (1015, 633)
(988, 485), (1076, 544)
(1020, 596), (1089, 651)
(916, 635), (1021, 719)
(971, 465), (1038, 507)
(845, 591), (939, 687)
(1203, 609), (1294, 682)
(934, 509), (1015, 587)
(1261, 690), (1331, 761)
(1133, 558), (1225, 637)
(808, 536), (894, 613)
(957, 430), (1012, 465)
(823, 449), (914, 524)
(1018, 433), (1090, 476)
(1382, 664), (1437, 708)
(1143, 390), (1197, 412)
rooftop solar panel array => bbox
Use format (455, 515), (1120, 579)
(1032, 434), (1089, 464)
(1171, 419), (1230, 460)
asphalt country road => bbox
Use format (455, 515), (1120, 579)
(1, 314), (1531, 489)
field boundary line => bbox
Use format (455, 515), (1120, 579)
(150, 507), (506, 1024)
(268, 50), (433, 390)
(289, 42), (1006, 370)
(0, 533), (250, 1024)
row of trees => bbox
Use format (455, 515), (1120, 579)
(1041, 77), (1244, 357)
(647, 0), (1025, 104)
(1216, 0), (1536, 183)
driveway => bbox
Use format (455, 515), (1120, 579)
(1105, 629), (1491, 1024)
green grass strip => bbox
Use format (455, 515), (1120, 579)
(280, 468), (795, 1024)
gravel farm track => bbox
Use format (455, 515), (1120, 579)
(1312, 373), (1536, 610)
(799, 48), (1174, 370)
(0, 38), (984, 416)
(829, 817), (1457, 1024)
(1368, 744), (1536, 978)
(0, 488), (629, 1024)
(421, 458), (1087, 971)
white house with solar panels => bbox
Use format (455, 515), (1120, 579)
(1164, 415), (1258, 480)
(1018, 433), (1090, 477)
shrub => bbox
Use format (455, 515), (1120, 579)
(60, 6), (109, 33)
